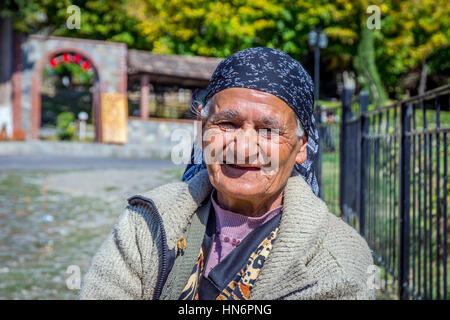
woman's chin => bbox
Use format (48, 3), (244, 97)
(213, 175), (267, 199)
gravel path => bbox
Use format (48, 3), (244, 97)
(0, 156), (185, 299)
(0, 155), (177, 171)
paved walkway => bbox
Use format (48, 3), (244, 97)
(0, 155), (179, 171)
(0, 140), (176, 159)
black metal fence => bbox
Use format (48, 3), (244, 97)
(315, 84), (450, 300)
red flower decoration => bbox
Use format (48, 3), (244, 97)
(73, 54), (82, 64)
(62, 52), (71, 63)
(49, 57), (59, 68)
(81, 60), (91, 71)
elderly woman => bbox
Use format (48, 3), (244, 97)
(79, 47), (375, 300)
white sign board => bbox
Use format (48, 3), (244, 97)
(0, 105), (12, 138)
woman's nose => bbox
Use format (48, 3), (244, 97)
(233, 128), (259, 164)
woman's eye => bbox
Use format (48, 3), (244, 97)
(259, 129), (276, 138)
(218, 122), (236, 129)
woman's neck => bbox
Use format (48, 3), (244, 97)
(215, 189), (284, 218)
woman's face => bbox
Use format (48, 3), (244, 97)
(202, 87), (308, 209)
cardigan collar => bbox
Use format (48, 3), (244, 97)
(138, 168), (330, 299)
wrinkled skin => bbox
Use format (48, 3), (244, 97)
(199, 87), (308, 217)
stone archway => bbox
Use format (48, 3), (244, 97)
(30, 47), (102, 141)
(17, 35), (129, 144)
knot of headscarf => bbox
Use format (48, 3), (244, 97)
(182, 47), (320, 196)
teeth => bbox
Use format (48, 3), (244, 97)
(229, 164), (260, 170)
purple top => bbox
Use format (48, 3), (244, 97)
(204, 190), (282, 277)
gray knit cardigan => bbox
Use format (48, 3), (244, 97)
(78, 169), (375, 300)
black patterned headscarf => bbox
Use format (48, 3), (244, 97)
(182, 47), (320, 196)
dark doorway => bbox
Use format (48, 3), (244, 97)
(39, 52), (100, 141)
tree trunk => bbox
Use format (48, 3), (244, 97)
(354, 27), (388, 107)
(418, 60), (427, 96)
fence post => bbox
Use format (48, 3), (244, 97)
(399, 102), (412, 299)
(359, 91), (369, 236)
(340, 88), (353, 221)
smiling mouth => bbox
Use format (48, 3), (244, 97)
(224, 164), (261, 171)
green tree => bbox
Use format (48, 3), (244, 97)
(4, 0), (145, 48)
(3, 0), (449, 100)
(376, 0), (450, 96)
(56, 111), (75, 140)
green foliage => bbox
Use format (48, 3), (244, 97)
(127, 0), (450, 98)
(5, 0), (145, 48)
(355, 27), (389, 106)
(56, 111), (75, 140)
(375, 0), (450, 95)
(44, 62), (94, 88)
(4, 0), (450, 99)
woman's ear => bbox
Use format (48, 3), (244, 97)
(295, 135), (308, 164)
(197, 104), (203, 121)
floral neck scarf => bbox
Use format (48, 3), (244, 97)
(179, 226), (279, 300)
